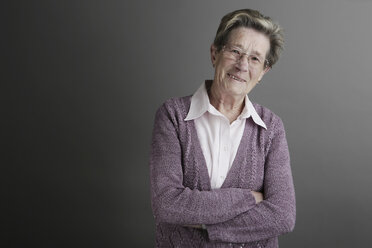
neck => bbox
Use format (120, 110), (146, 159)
(207, 81), (245, 123)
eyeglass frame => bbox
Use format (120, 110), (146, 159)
(221, 44), (269, 69)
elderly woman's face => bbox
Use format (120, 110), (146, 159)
(211, 27), (270, 98)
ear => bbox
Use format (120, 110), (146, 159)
(258, 66), (270, 82)
(210, 44), (218, 67)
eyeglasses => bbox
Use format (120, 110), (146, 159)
(222, 45), (268, 69)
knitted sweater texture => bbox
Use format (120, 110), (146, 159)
(150, 96), (295, 248)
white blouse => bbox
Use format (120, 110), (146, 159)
(185, 82), (267, 189)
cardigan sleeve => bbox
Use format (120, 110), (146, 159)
(150, 103), (257, 225)
(206, 117), (296, 243)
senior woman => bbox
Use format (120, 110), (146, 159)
(150, 9), (295, 248)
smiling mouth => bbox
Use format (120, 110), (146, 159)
(227, 73), (246, 82)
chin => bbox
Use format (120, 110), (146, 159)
(229, 82), (249, 92)
(226, 87), (248, 97)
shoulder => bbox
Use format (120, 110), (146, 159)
(161, 96), (191, 111)
(251, 102), (289, 157)
(158, 96), (191, 115)
(154, 96), (192, 124)
(252, 102), (285, 133)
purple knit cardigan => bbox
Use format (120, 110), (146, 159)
(150, 96), (295, 248)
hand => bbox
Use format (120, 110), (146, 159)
(252, 191), (263, 204)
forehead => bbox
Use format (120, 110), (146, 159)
(227, 27), (270, 55)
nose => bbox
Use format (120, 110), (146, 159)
(235, 55), (249, 72)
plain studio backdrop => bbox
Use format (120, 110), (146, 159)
(4, 0), (372, 247)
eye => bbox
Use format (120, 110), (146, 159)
(252, 56), (260, 61)
(231, 49), (241, 55)
(250, 56), (262, 64)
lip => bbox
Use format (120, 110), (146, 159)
(227, 73), (246, 83)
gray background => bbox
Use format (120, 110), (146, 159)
(5, 0), (372, 247)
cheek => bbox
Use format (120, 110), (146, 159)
(257, 71), (265, 81)
(215, 63), (227, 79)
(250, 69), (263, 81)
(217, 70), (226, 86)
(216, 61), (233, 73)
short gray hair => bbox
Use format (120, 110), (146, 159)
(213, 9), (284, 68)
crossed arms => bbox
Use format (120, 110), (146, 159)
(150, 104), (295, 243)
